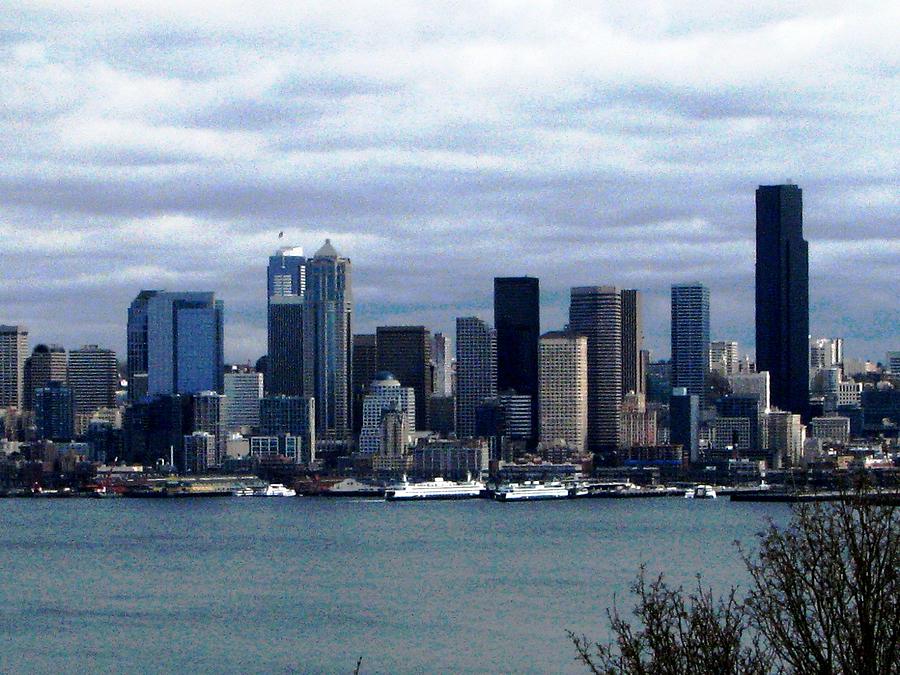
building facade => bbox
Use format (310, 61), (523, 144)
(23, 344), (67, 412)
(709, 341), (739, 377)
(569, 286), (622, 452)
(538, 331), (588, 452)
(358, 372), (416, 455)
(671, 284), (710, 402)
(67, 345), (118, 416)
(223, 371), (263, 430)
(756, 184), (809, 417)
(126, 290), (159, 401)
(0, 325), (28, 410)
(455, 317), (496, 439)
(620, 289), (645, 398)
(376, 326), (432, 431)
(494, 277), (540, 439)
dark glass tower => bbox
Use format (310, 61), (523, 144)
(376, 326), (432, 430)
(267, 247), (305, 396)
(671, 284), (710, 402)
(755, 184), (809, 417)
(494, 277), (539, 440)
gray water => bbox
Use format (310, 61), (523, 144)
(0, 497), (788, 674)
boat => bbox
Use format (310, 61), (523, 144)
(232, 486), (256, 497)
(493, 481), (571, 502)
(385, 476), (486, 501)
(262, 483), (297, 497)
(685, 485), (717, 499)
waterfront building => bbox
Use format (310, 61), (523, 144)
(538, 331), (588, 453)
(23, 344), (67, 411)
(358, 372), (416, 455)
(68, 345), (118, 417)
(455, 317), (496, 438)
(376, 326), (431, 431)
(620, 289), (646, 398)
(709, 341), (739, 377)
(671, 284), (710, 402)
(432, 333), (452, 397)
(34, 381), (74, 441)
(352, 334), (378, 434)
(223, 371), (263, 430)
(249, 434), (313, 465)
(0, 325), (28, 410)
(670, 387), (699, 462)
(412, 438), (489, 480)
(756, 184), (809, 417)
(127, 291), (159, 401)
(303, 240), (352, 441)
(568, 286), (621, 451)
(146, 292), (224, 396)
(494, 277), (540, 439)
(809, 416), (851, 445)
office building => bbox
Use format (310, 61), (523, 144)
(494, 277), (540, 438)
(352, 334), (378, 435)
(716, 394), (762, 454)
(671, 284), (710, 402)
(303, 240), (352, 441)
(497, 391), (532, 440)
(0, 325), (28, 409)
(569, 286), (621, 451)
(267, 296), (304, 396)
(191, 391), (225, 467)
(257, 395), (316, 464)
(67, 345), (118, 416)
(455, 317), (496, 438)
(412, 438), (489, 481)
(432, 333), (452, 397)
(767, 410), (805, 469)
(23, 344), (67, 411)
(376, 326), (432, 431)
(268, 246), (305, 301)
(145, 292), (224, 396)
(358, 372), (416, 455)
(709, 341), (739, 377)
(809, 417), (850, 445)
(886, 351), (900, 375)
(728, 372), (771, 413)
(183, 432), (217, 473)
(538, 331), (588, 452)
(34, 381), (74, 441)
(620, 289), (645, 398)
(756, 184), (809, 417)
(670, 387), (699, 463)
(126, 290), (159, 401)
(223, 371), (263, 430)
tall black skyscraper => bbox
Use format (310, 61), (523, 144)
(494, 277), (540, 440)
(376, 326), (432, 431)
(756, 184), (809, 417)
(267, 246), (306, 396)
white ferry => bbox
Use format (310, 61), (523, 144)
(385, 476), (486, 501)
(263, 483), (297, 497)
(685, 484), (717, 499)
(493, 481), (571, 502)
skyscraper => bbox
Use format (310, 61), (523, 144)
(358, 372), (416, 455)
(494, 277), (540, 439)
(303, 240), (352, 441)
(756, 184), (809, 417)
(538, 331), (588, 452)
(455, 317), (496, 438)
(710, 340), (739, 376)
(146, 292), (225, 397)
(267, 246), (305, 396)
(23, 344), (67, 411)
(68, 345), (118, 416)
(126, 290), (160, 401)
(34, 381), (74, 441)
(431, 332), (452, 397)
(223, 371), (263, 430)
(569, 287), (622, 452)
(670, 387), (699, 463)
(267, 296), (304, 396)
(376, 326), (432, 431)
(0, 325), (28, 410)
(671, 284), (710, 402)
(620, 289), (645, 398)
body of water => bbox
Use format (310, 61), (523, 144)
(0, 497), (788, 673)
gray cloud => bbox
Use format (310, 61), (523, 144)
(0, 1), (897, 364)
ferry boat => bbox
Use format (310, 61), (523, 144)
(385, 476), (486, 501)
(493, 481), (571, 502)
(262, 483), (297, 497)
(685, 484), (717, 499)
(232, 486), (256, 497)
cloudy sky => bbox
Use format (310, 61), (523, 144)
(2, 0), (897, 364)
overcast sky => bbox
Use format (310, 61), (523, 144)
(1, 1), (897, 364)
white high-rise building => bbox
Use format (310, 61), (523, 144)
(0, 325), (28, 409)
(710, 341), (739, 376)
(455, 317), (496, 438)
(767, 411), (806, 469)
(358, 372), (415, 455)
(432, 333), (452, 397)
(538, 331), (588, 452)
(224, 371), (264, 430)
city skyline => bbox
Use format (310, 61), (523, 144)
(1, 3), (897, 362)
